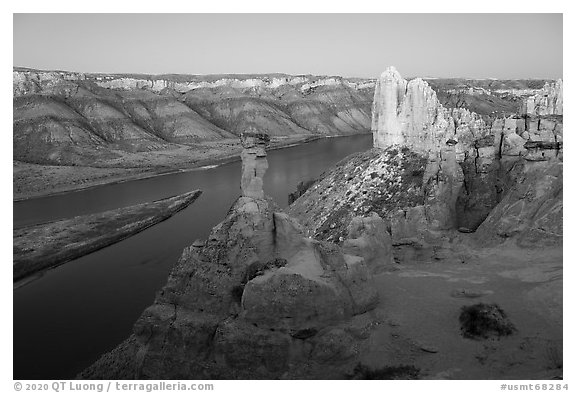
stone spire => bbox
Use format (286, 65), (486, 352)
(371, 66), (491, 230)
(371, 66), (453, 154)
(371, 66), (407, 147)
(240, 129), (270, 198)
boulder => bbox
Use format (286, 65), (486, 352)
(501, 133), (526, 157)
(342, 213), (394, 273)
(389, 206), (428, 243)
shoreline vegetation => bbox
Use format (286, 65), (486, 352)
(13, 134), (346, 202)
(13, 190), (202, 284)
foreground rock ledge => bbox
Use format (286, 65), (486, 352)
(79, 195), (384, 379)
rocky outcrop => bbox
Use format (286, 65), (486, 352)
(81, 195), (381, 379)
(371, 67), (485, 157)
(287, 147), (466, 263)
(371, 67), (482, 154)
(240, 131), (270, 198)
(472, 80), (563, 247)
(291, 66), (562, 258)
(430, 79), (562, 234)
(288, 147), (427, 242)
(490, 82), (563, 162)
(474, 159), (562, 247)
(80, 141), (382, 379)
(342, 213), (394, 273)
(521, 79), (563, 116)
(371, 66), (494, 231)
(13, 69), (86, 96)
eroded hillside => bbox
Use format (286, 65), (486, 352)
(13, 68), (374, 166)
(13, 68), (555, 199)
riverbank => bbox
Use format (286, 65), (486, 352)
(13, 190), (202, 283)
(13, 134), (329, 201)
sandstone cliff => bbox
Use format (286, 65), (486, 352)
(292, 67), (498, 240)
(474, 159), (562, 247)
(472, 79), (563, 247)
(370, 67), (498, 229)
(290, 66), (562, 260)
(521, 79), (563, 116)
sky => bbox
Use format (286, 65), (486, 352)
(13, 13), (562, 79)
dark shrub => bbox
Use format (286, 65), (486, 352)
(288, 179), (317, 205)
(459, 303), (516, 339)
(291, 328), (318, 340)
(347, 363), (420, 380)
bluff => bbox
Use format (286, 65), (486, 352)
(289, 66), (562, 259)
(291, 67), (495, 239)
(427, 78), (550, 117)
(474, 79), (563, 247)
(13, 69), (374, 166)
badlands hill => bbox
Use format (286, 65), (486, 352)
(13, 68), (374, 166)
(13, 67), (555, 199)
(13, 67), (552, 166)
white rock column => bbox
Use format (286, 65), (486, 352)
(371, 66), (407, 148)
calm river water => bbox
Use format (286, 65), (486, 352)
(13, 134), (372, 379)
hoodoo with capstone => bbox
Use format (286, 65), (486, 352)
(240, 130), (270, 198)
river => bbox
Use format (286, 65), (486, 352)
(13, 134), (373, 379)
